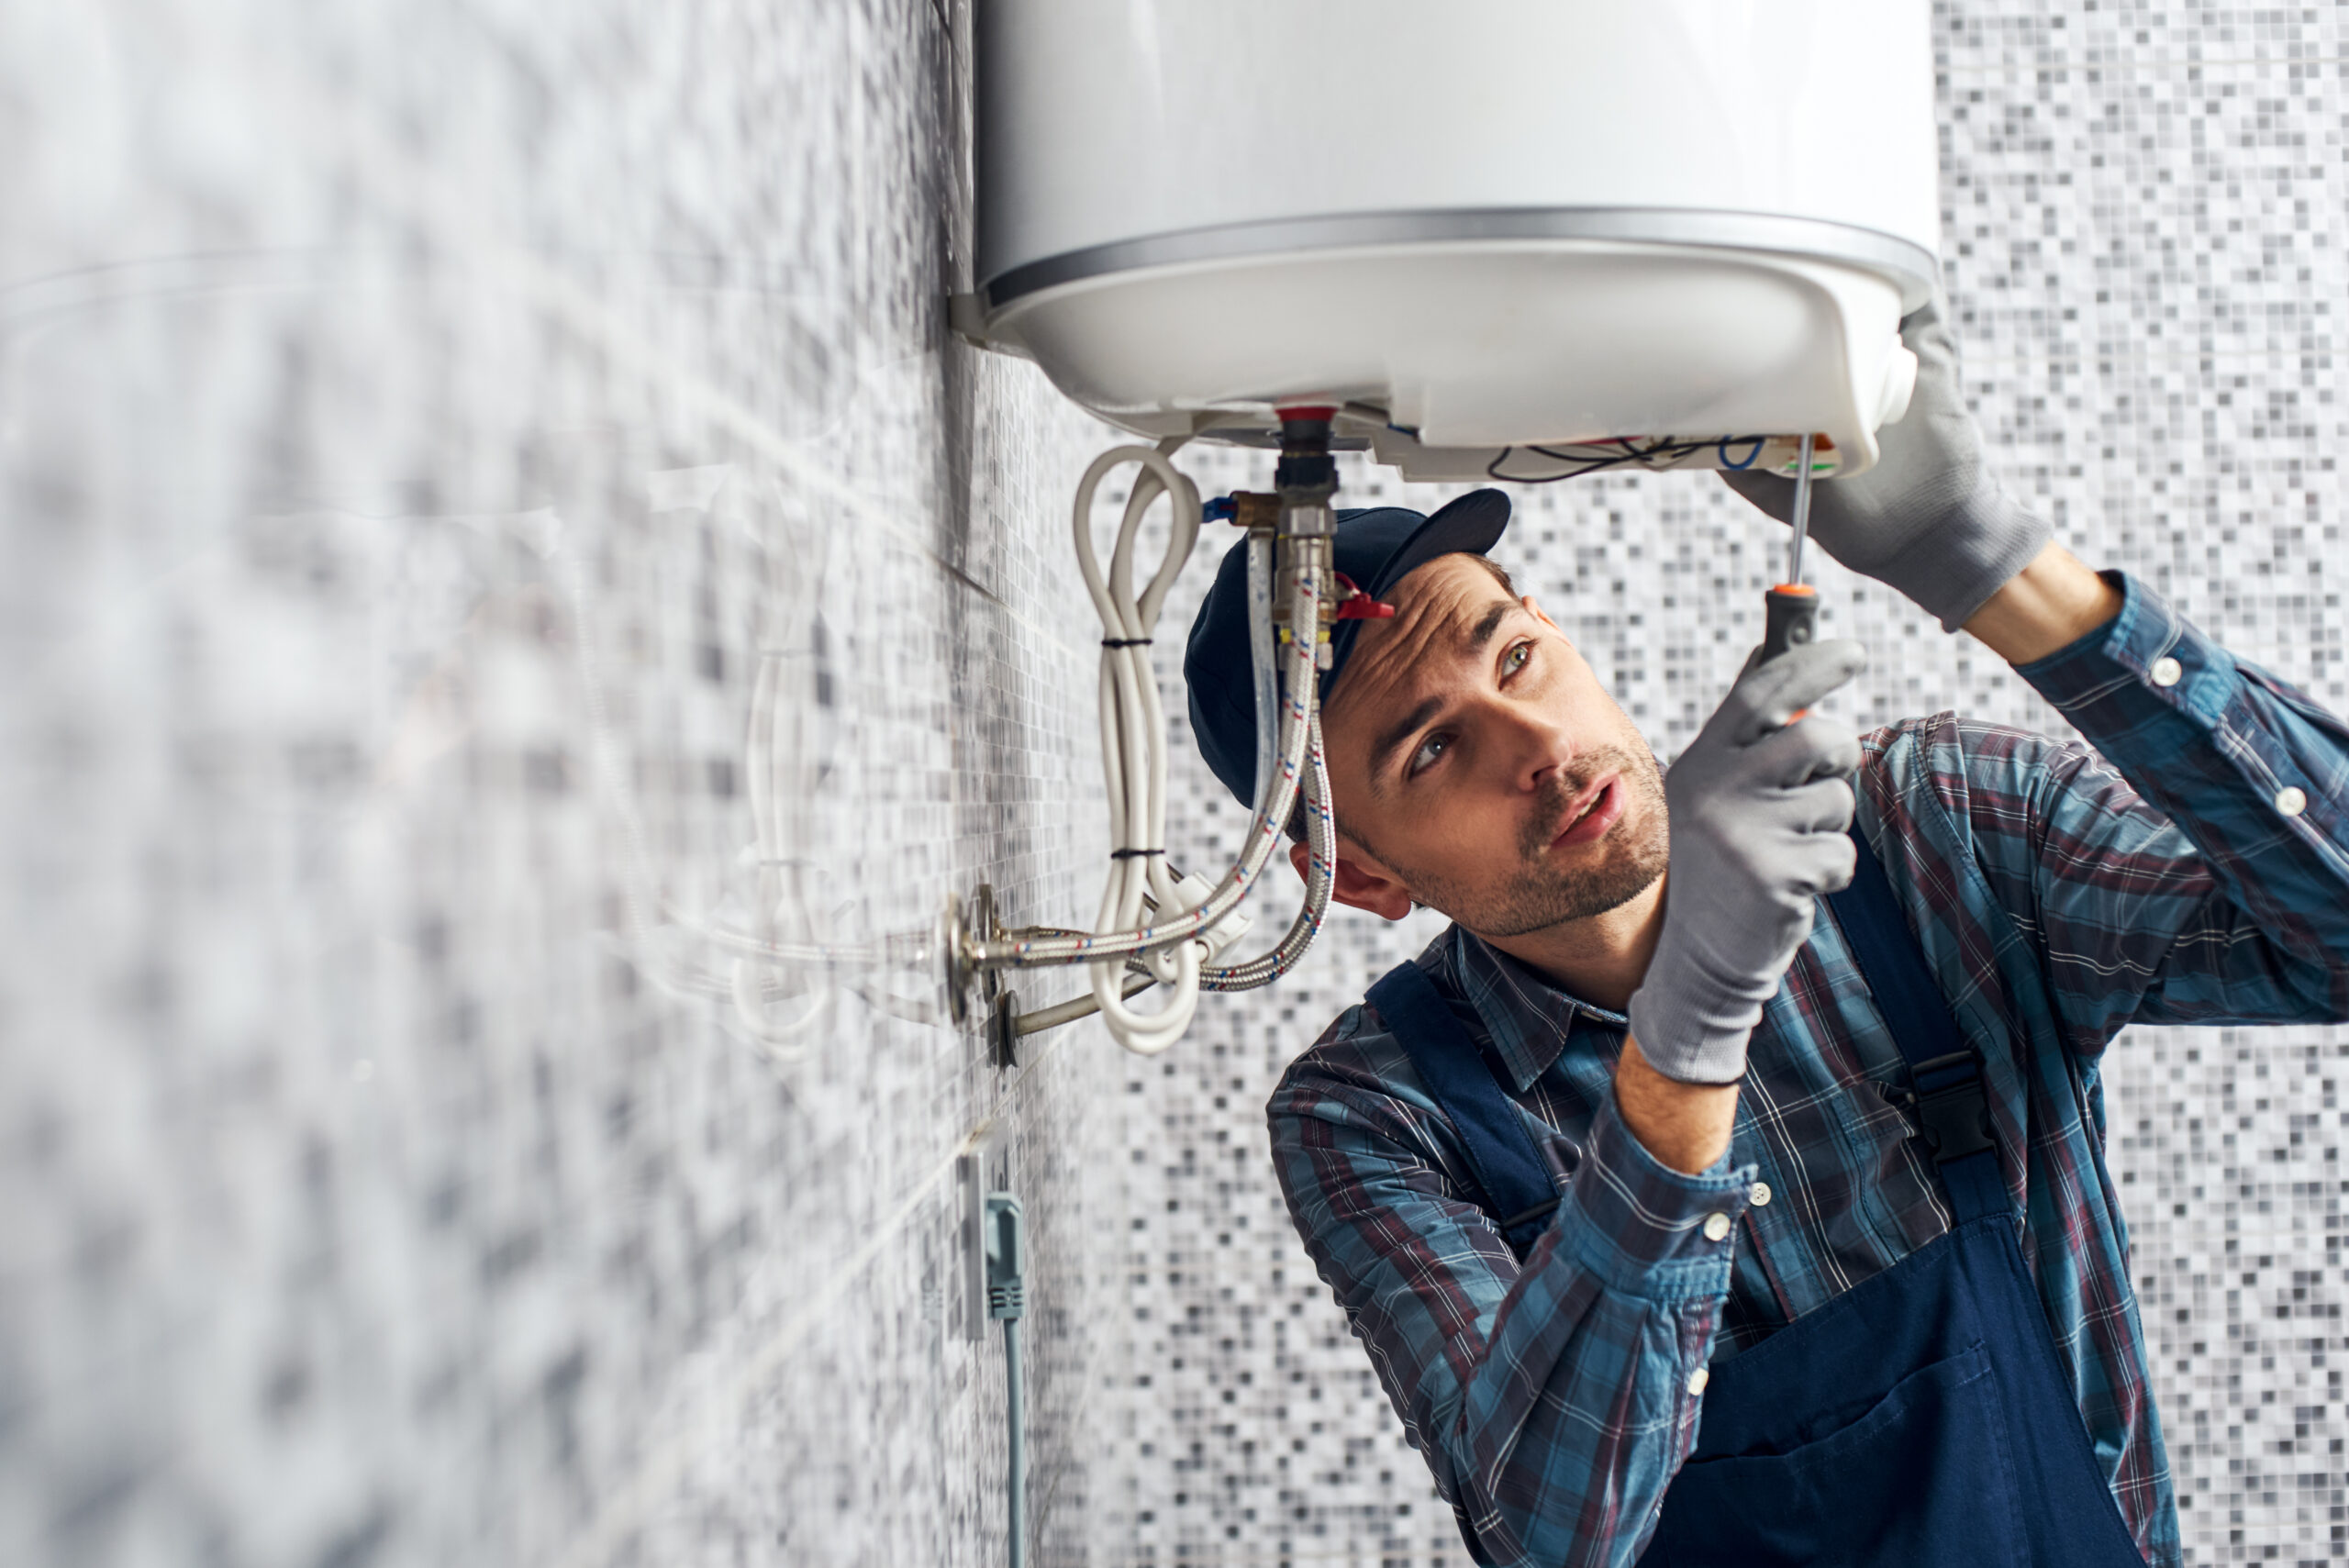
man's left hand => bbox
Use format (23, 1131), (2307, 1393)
(1720, 294), (2050, 632)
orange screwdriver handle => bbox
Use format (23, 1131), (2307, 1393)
(1761, 584), (1819, 662)
(1761, 584), (1820, 720)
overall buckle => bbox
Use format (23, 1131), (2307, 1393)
(1900, 1049), (1996, 1164)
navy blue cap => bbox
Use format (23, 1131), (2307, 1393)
(1183, 489), (1511, 808)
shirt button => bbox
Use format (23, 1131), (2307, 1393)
(2277, 785), (2309, 817)
(1702, 1211), (1733, 1242)
(1687, 1366), (1711, 1397)
(2149, 655), (2183, 688)
(1749, 1181), (1773, 1208)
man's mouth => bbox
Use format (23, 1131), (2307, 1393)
(1550, 775), (1624, 851)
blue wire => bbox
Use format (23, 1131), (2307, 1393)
(1718, 436), (1766, 472)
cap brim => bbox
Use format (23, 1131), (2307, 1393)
(1366, 488), (1513, 599)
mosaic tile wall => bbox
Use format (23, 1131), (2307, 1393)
(0, 2), (1137, 1566)
(1104, 5), (2349, 1565)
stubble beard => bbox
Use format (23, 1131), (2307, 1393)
(1376, 743), (1671, 939)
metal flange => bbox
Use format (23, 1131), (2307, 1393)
(945, 883), (1003, 1027)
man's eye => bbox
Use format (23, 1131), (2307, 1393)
(1504, 641), (1532, 675)
(1407, 734), (1449, 777)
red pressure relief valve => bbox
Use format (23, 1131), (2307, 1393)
(1332, 572), (1396, 620)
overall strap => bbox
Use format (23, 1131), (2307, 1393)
(1823, 828), (2007, 1222)
(1366, 961), (1561, 1254)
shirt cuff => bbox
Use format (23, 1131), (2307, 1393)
(1556, 1095), (1757, 1303)
(2015, 570), (2226, 733)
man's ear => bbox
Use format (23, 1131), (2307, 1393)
(1287, 837), (1415, 921)
(1523, 592), (1559, 630)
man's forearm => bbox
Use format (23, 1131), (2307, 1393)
(1962, 542), (2124, 664)
(1998, 558), (2349, 1027)
(1609, 535), (2095, 1177)
(1616, 1034), (1739, 1174)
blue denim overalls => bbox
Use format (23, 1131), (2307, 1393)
(1364, 832), (2146, 1566)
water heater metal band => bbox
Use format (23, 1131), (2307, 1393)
(982, 206), (1938, 313)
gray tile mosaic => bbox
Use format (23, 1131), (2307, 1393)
(1, 2), (1128, 1566)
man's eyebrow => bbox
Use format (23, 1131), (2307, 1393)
(1466, 597), (1518, 652)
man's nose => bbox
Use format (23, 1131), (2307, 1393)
(1476, 695), (1578, 792)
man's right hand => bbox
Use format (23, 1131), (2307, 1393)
(1626, 639), (1866, 1088)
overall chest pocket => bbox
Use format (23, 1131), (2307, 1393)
(1642, 1340), (2027, 1568)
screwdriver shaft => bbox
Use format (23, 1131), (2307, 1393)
(1788, 431), (1816, 588)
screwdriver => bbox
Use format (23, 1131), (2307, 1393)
(1760, 432), (1820, 665)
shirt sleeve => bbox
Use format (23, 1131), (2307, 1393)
(1268, 1013), (1754, 1568)
(1957, 570), (2349, 1050)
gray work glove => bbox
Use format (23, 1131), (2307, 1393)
(1721, 295), (2050, 632)
(1626, 639), (1865, 1085)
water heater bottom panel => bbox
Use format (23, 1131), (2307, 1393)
(984, 239), (1915, 478)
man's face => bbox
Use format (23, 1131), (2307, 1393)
(1317, 554), (1667, 938)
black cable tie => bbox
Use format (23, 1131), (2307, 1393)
(1100, 637), (1153, 648)
(1108, 848), (1165, 860)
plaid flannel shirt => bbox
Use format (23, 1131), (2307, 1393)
(1268, 573), (2349, 1568)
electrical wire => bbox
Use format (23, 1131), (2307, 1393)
(1072, 436), (1345, 1049)
(1485, 435), (1767, 484)
(1071, 442), (1216, 1052)
(972, 425), (1346, 1048)
(978, 556), (1315, 980)
(1718, 434), (1767, 472)
(973, 451), (1321, 1001)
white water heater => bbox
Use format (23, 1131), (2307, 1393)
(964, 0), (1940, 480)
